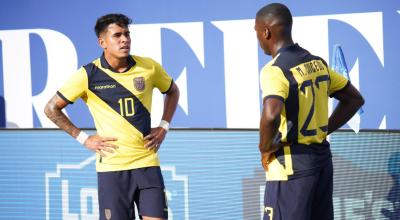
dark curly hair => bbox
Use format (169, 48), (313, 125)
(256, 3), (292, 27)
(94, 13), (132, 37)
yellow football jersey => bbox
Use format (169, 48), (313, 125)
(259, 44), (348, 180)
(58, 54), (172, 172)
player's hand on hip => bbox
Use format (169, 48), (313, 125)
(261, 142), (291, 171)
(261, 152), (272, 171)
(144, 127), (167, 153)
(84, 135), (118, 157)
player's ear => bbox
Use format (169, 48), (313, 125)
(98, 36), (106, 49)
(264, 27), (271, 39)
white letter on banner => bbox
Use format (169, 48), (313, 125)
(62, 180), (79, 220)
(212, 19), (260, 128)
(0, 29), (77, 128)
(31, 29), (77, 127)
(80, 188), (99, 220)
(293, 12), (383, 71)
(0, 30), (33, 127)
(130, 22), (204, 127)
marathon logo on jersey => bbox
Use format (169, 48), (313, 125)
(93, 84), (117, 90)
(45, 156), (98, 220)
(161, 166), (190, 220)
(134, 77), (145, 91)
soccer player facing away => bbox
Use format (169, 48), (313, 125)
(44, 14), (179, 220)
(255, 3), (364, 220)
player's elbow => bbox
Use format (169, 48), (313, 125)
(44, 102), (53, 119)
(359, 96), (365, 107)
(44, 100), (58, 119)
(354, 94), (365, 109)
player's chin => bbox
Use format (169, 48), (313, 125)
(118, 50), (130, 57)
(264, 48), (271, 56)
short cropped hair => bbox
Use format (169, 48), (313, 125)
(94, 13), (132, 37)
(256, 3), (292, 27)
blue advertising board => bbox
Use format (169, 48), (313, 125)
(0, 0), (399, 129)
(0, 129), (398, 219)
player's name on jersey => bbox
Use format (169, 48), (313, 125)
(294, 60), (326, 77)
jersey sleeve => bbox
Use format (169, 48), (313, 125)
(260, 65), (289, 101)
(328, 68), (349, 96)
(152, 59), (173, 94)
(57, 67), (88, 103)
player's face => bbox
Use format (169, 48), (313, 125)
(99, 23), (131, 59)
(254, 18), (271, 55)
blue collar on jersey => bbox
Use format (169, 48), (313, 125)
(100, 53), (136, 73)
(276, 43), (301, 54)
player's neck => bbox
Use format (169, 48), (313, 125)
(104, 53), (129, 72)
(271, 39), (294, 58)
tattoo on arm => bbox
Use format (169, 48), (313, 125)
(44, 95), (80, 138)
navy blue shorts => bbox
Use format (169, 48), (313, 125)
(97, 166), (168, 220)
(263, 163), (333, 220)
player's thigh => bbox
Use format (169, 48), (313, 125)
(263, 175), (318, 220)
(135, 166), (168, 219)
(97, 171), (136, 220)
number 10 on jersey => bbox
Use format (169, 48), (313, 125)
(118, 98), (135, 117)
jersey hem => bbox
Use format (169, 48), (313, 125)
(162, 80), (174, 94)
(329, 81), (350, 98)
(56, 91), (73, 104)
(264, 95), (285, 102)
(96, 162), (161, 172)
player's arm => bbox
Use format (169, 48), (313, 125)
(259, 97), (284, 170)
(258, 66), (289, 170)
(162, 82), (180, 124)
(259, 97), (291, 171)
(328, 82), (364, 134)
(44, 94), (118, 156)
(44, 94), (80, 137)
(144, 82), (180, 152)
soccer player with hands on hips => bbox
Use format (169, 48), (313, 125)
(255, 3), (364, 220)
(45, 13), (179, 220)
